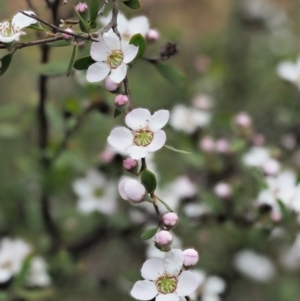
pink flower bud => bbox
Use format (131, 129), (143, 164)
(155, 230), (172, 246)
(118, 178), (145, 203)
(215, 139), (230, 154)
(114, 94), (129, 108)
(262, 159), (280, 176)
(162, 212), (178, 227)
(123, 158), (137, 171)
(183, 248), (199, 266)
(214, 182), (232, 198)
(146, 29), (160, 42)
(62, 28), (73, 40)
(75, 2), (88, 13)
(199, 136), (215, 152)
(99, 149), (114, 163)
(252, 133), (265, 146)
(105, 76), (121, 92)
(234, 112), (252, 127)
(271, 211), (282, 223)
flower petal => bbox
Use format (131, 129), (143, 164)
(124, 179), (146, 203)
(276, 62), (298, 82)
(128, 16), (150, 37)
(148, 110), (170, 132)
(110, 63), (127, 83)
(165, 249), (184, 276)
(103, 29), (121, 50)
(12, 11), (37, 28)
(156, 294), (180, 301)
(146, 130), (166, 152)
(141, 258), (165, 280)
(131, 280), (158, 300)
(90, 40), (110, 62)
(123, 43), (139, 63)
(107, 127), (133, 149)
(118, 178), (130, 200)
(125, 108), (151, 130)
(127, 145), (149, 160)
(0, 33), (22, 43)
(176, 271), (199, 296)
(86, 62), (110, 83)
(77, 199), (98, 213)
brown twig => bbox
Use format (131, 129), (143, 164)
(102, 0), (120, 38)
(98, 0), (110, 16)
(152, 194), (164, 230)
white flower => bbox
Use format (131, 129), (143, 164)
(27, 257), (51, 287)
(233, 250), (276, 282)
(99, 12), (149, 43)
(73, 169), (117, 215)
(242, 146), (278, 169)
(86, 29), (138, 83)
(0, 11), (37, 43)
(276, 57), (300, 89)
(131, 249), (198, 301)
(108, 108), (169, 160)
(170, 104), (211, 134)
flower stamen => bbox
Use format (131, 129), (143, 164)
(156, 275), (177, 294)
(107, 50), (124, 69)
(133, 128), (154, 147)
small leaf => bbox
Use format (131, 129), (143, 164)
(129, 33), (146, 60)
(141, 227), (158, 240)
(90, 0), (99, 23)
(114, 108), (122, 118)
(122, 0), (141, 9)
(156, 197), (173, 212)
(141, 169), (157, 193)
(154, 62), (186, 87)
(48, 39), (73, 47)
(0, 53), (13, 76)
(67, 45), (77, 76)
(39, 61), (69, 76)
(164, 144), (191, 154)
(13, 254), (33, 288)
(74, 55), (95, 70)
(74, 8), (89, 33)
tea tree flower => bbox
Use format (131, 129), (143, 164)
(118, 178), (146, 203)
(0, 11), (37, 43)
(131, 249), (198, 301)
(277, 57), (300, 88)
(108, 108), (169, 160)
(86, 29), (138, 83)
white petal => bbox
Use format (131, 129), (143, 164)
(148, 110), (170, 132)
(118, 178), (130, 200)
(176, 271), (199, 296)
(103, 29), (121, 50)
(165, 249), (183, 276)
(204, 276), (226, 295)
(123, 43), (139, 63)
(77, 199), (98, 213)
(128, 16), (149, 37)
(156, 294), (180, 301)
(86, 62), (110, 82)
(125, 108), (151, 130)
(141, 258), (165, 280)
(0, 269), (12, 283)
(90, 40), (110, 62)
(127, 145), (149, 160)
(12, 11), (37, 28)
(146, 130), (166, 152)
(116, 13), (129, 34)
(0, 33), (22, 43)
(107, 127), (133, 149)
(131, 280), (158, 300)
(124, 179), (146, 203)
(276, 62), (298, 82)
(110, 63), (127, 83)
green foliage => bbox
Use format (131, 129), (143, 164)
(74, 55), (95, 70)
(141, 227), (158, 240)
(89, 0), (99, 28)
(141, 169), (157, 193)
(0, 53), (13, 76)
(39, 61), (70, 76)
(164, 144), (191, 155)
(129, 34), (146, 60)
(122, 0), (141, 9)
(114, 108), (122, 118)
(154, 62), (186, 87)
(67, 45), (77, 76)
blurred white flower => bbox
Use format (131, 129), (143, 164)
(280, 233), (300, 271)
(277, 57), (300, 89)
(99, 12), (150, 43)
(233, 250), (276, 282)
(170, 104), (211, 134)
(190, 269), (226, 301)
(73, 169), (117, 215)
(27, 257), (51, 287)
(183, 203), (211, 218)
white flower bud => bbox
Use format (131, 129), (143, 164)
(155, 230), (172, 247)
(183, 248), (199, 267)
(118, 178), (145, 203)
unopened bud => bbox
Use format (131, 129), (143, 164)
(118, 178), (145, 203)
(234, 112), (252, 127)
(271, 211), (282, 223)
(214, 182), (232, 199)
(123, 158), (137, 171)
(162, 212), (178, 227)
(262, 159), (280, 176)
(183, 249), (199, 267)
(155, 230), (173, 247)
(146, 29), (160, 42)
(114, 94), (129, 111)
(215, 139), (229, 154)
(62, 28), (73, 40)
(75, 2), (88, 13)
(199, 136), (215, 152)
(105, 76), (121, 92)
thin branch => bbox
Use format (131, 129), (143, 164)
(102, 0), (120, 37)
(98, 0), (110, 16)
(151, 194), (164, 230)
(123, 75), (132, 110)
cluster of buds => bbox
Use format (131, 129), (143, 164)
(199, 136), (230, 154)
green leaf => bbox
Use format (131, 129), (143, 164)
(74, 55), (95, 70)
(156, 197), (173, 212)
(0, 53), (13, 76)
(74, 8), (89, 33)
(27, 24), (48, 32)
(67, 45), (77, 76)
(164, 144), (191, 154)
(122, 0), (141, 9)
(13, 254), (33, 288)
(39, 61), (69, 76)
(114, 108), (122, 118)
(141, 169), (157, 193)
(129, 33), (146, 60)
(141, 227), (158, 240)
(154, 62), (186, 87)
(90, 0), (99, 24)
(48, 39), (73, 47)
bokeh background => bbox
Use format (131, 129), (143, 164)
(1, 0), (300, 300)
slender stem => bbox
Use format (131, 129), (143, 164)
(123, 75), (132, 111)
(140, 157), (147, 173)
(102, 0), (120, 37)
(151, 194), (164, 230)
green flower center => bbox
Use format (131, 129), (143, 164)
(94, 187), (104, 198)
(133, 128), (153, 147)
(107, 50), (123, 69)
(0, 22), (18, 37)
(156, 275), (177, 294)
